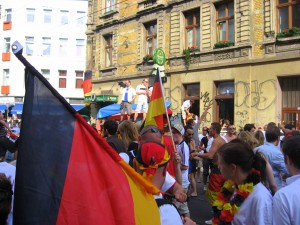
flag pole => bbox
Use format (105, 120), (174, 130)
(156, 69), (177, 154)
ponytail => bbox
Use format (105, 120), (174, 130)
(245, 152), (267, 185)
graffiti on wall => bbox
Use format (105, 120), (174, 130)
(165, 86), (181, 111)
(235, 79), (276, 110)
(235, 110), (248, 130)
(200, 91), (213, 123)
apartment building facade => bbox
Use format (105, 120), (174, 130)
(86, 0), (300, 129)
(0, 0), (88, 113)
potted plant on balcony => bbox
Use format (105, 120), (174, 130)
(276, 27), (300, 39)
(214, 40), (235, 49)
(143, 54), (153, 63)
(182, 46), (200, 66)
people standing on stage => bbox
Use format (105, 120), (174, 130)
(133, 79), (149, 122)
(120, 80), (136, 121)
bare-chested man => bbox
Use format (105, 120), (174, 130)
(192, 122), (226, 225)
(221, 124), (237, 143)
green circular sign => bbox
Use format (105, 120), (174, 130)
(153, 48), (166, 66)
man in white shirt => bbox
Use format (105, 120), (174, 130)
(133, 79), (149, 122)
(181, 100), (194, 126)
(120, 80), (136, 121)
(273, 136), (300, 225)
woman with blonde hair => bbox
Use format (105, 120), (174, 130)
(118, 121), (139, 166)
(118, 121), (139, 149)
(237, 131), (277, 194)
(237, 131), (259, 149)
(254, 130), (265, 147)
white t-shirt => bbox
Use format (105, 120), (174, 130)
(176, 141), (190, 189)
(206, 137), (214, 152)
(154, 194), (183, 225)
(161, 172), (176, 192)
(233, 182), (272, 225)
(121, 86), (136, 102)
(181, 100), (191, 111)
(0, 162), (16, 225)
(273, 174), (300, 225)
(136, 84), (148, 102)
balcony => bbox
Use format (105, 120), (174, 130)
(137, 0), (165, 13)
(2, 52), (11, 61)
(264, 35), (300, 55)
(169, 45), (252, 70)
(1, 85), (10, 95)
(3, 21), (12, 30)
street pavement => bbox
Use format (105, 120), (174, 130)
(188, 181), (212, 225)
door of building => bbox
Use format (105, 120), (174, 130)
(215, 96), (234, 125)
(282, 109), (300, 129)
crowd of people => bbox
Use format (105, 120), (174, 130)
(103, 105), (300, 224)
(101, 107), (300, 225)
(1, 93), (300, 225)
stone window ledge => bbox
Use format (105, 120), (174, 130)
(169, 45), (252, 68)
(99, 10), (119, 19)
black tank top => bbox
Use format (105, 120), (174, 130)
(0, 122), (7, 137)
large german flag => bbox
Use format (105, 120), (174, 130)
(144, 69), (166, 130)
(13, 51), (160, 225)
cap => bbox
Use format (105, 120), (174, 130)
(138, 142), (170, 176)
(172, 123), (185, 135)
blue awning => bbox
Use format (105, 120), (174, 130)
(11, 103), (23, 114)
(0, 103), (23, 114)
(97, 101), (171, 119)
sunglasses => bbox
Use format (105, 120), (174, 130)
(140, 127), (161, 136)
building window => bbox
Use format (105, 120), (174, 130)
(76, 39), (85, 57)
(60, 10), (69, 25)
(43, 9), (52, 24)
(217, 81), (234, 95)
(42, 37), (51, 56)
(41, 69), (50, 81)
(77, 11), (85, 25)
(216, 1), (235, 42)
(3, 69), (10, 84)
(59, 38), (68, 56)
(58, 70), (67, 88)
(75, 71), (84, 89)
(277, 0), (300, 32)
(25, 36), (34, 55)
(145, 22), (157, 55)
(184, 9), (200, 48)
(5, 9), (12, 21)
(26, 8), (35, 23)
(104, 35), (113, 67)
(3, 38), (11, 52)
(105, 0), (115, 13)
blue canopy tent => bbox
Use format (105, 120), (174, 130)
(0, 103), (23, 114)
(97, 102), (171, 119)
(0, 103), (84, 115)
